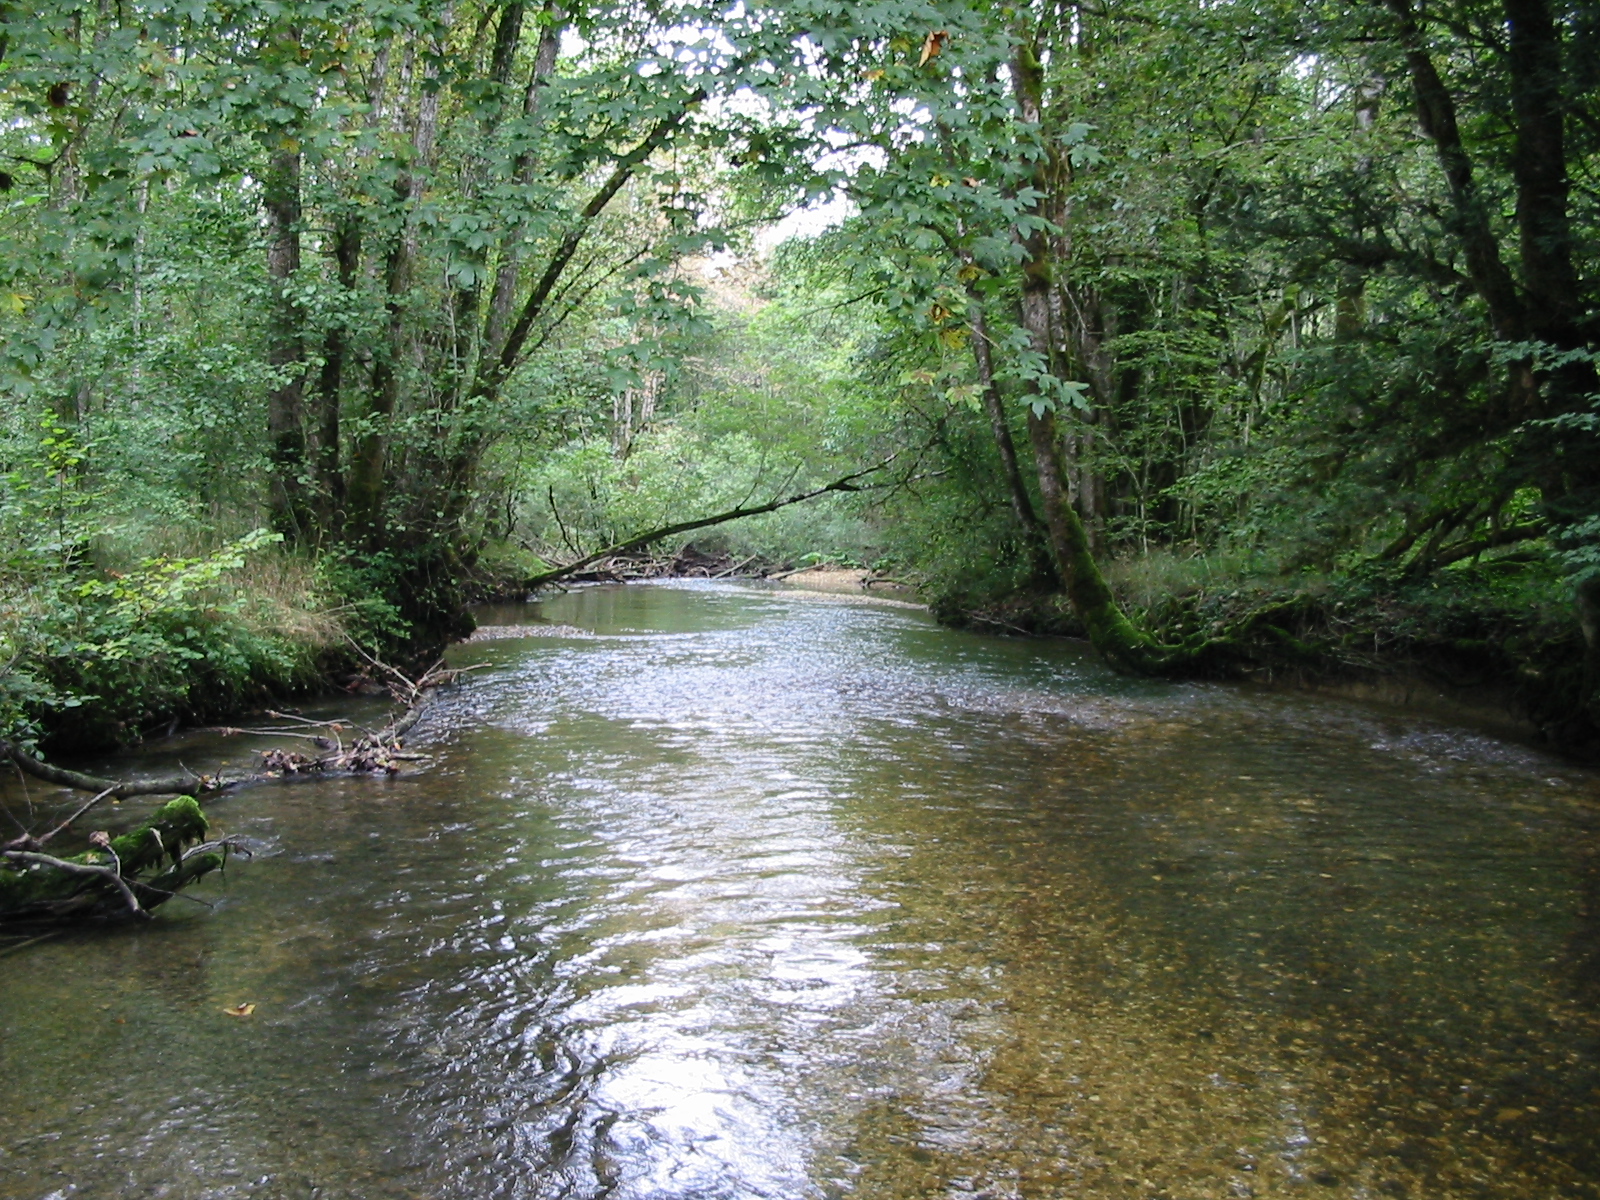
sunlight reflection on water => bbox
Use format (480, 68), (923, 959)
(3, 581), (1599, 1199)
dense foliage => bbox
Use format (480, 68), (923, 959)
(1, 0), (1596, 748)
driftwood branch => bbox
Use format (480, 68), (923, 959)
(0, 657), (476, 804)
(0, 650), (475, 927)
(0, 743), (207, 801)
(36, 786), (117, 848)
(2, 795), (229, 925)
(525, 458), (898, 590)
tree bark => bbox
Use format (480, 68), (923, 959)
(1385, 0), (1599, 737)
(1006, 26), (1182, 671)
(1053, 280), (1112, 555)
(481, 9), (563, 374)
(449, 2), (530, 390)
(1505, 0), (1578, 342)
(1383, 0), (1526, 346)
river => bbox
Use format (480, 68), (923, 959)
(2, 581), (1599, 1199)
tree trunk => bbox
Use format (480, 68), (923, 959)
(347, 49), (441, 542)
(313, 215), (361, 538)
(1054, 282), (1113, 556)
(264, 147), (311, 540)
(1382, 0), (1526, 346)
(480, 9), (563, 371)
(1387, 0), (1599, 738)
(347, 203), (410, 541)
(1505, 0), (1578, 343)
(967, 297), (1056, 586)
(1007, 27), (1171, 671)
(449, 2), (528, 393)
(1023, 405), (1152, 669)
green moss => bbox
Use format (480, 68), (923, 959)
(1, 794), (216, 923)
(109, 796), (208, 873)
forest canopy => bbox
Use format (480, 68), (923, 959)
(1, 0), (1598, 750)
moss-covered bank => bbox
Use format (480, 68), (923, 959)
(933, 552), (1594, 755)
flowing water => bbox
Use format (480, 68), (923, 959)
(3, 581), (1600, 1200)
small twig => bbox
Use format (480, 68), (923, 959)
(766, 562), (827, 581)
(710, 555), (759, 579)
(264, 711), (351, 728)
(269, 710), (380, 738)
(341, 635), (425, 706)
(548, 484), (581, 557)
(182, 836), (253, 863)
(341, 635), (412, 684)
(192, 724), (343, 739)
(35, 785), (117, 847)
(10, 757), (34, 823)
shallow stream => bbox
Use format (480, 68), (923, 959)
(3, 581), (1599, 1199)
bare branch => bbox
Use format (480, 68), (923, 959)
(525, 457), (899, 589)
(3, 849), (146, 919)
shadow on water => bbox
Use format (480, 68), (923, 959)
(2, 580), (1599, 1199)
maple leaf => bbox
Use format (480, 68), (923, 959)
(918, 30), (949, 67)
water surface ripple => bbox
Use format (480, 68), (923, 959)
(3, 581), (1599, 1199)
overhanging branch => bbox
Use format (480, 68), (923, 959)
(525, 458), (899, 589)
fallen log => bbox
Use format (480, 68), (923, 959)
(1, 796), (235, 924)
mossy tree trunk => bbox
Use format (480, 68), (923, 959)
(1007, 25), (1206, 676)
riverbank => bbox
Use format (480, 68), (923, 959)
(0, 538), (345, 754)
(0, 537), (470, 755)
(8, 533), (1590, 763)
(933, 552), (1593, 756)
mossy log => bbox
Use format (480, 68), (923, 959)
(0, 797), (229, 924)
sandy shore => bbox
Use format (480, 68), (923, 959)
(765, 567), (924, 607)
